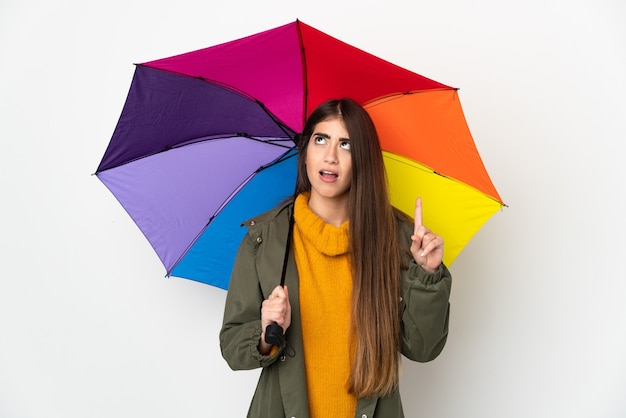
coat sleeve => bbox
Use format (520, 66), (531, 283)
(397, 220), (452, 362)
(219, 232), (285, 370)
(400, 262), (452, 362)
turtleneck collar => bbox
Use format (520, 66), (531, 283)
(294, 193), (349, 256)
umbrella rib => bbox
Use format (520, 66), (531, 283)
(195, 75), (296, 135)
(138, 65), (300, 137)
(210, 150), (297, 221)
(296, 20), (309, 125)
(236, 133), (297, 150)
(171, 133), (296, 150)
(95, 134), (295, 173)
(135, 65), (306, 136)
(255, 147), (298, 172)
(383, 153), (506, 207)
(363, 88), (457, 109)
(166, 149), (298, 276)
(251, 100), (300, 141)
(137, 64), (260, 103)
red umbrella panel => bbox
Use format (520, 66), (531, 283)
(96, 20), (504, 289)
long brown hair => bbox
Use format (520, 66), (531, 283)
(297, 98), (402, 398)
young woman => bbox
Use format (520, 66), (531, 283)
(220, 98), (452, 418)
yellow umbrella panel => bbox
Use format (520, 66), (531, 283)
(383, 151), (503, 266)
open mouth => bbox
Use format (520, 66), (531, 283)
(320, 170), (338, 179)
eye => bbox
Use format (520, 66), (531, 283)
(340, 140), (351, 150)
(313, 135), (326, 144)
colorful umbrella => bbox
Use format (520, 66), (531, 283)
(95, 20), (504, 290)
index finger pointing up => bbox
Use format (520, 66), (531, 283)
(414, 197), (422, 234)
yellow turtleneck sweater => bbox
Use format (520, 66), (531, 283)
(293, 193), (357, 417)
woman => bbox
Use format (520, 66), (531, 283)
(220, 98), (452, 418)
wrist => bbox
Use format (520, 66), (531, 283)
(421, 265), (438, 273)
(258, 332), (272, 355)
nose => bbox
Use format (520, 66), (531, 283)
(323, 144), (338, 164)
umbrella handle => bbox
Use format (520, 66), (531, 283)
(265, 322), (284, 346)
(264, 202), (294, 347)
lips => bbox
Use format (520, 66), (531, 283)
(319, 170), (338, 182)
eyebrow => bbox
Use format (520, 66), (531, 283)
(312, 132), (350, 141)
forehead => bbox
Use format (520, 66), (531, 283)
(312, 117), (348, 136)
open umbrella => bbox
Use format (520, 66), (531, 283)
(95, 20), (504, 290)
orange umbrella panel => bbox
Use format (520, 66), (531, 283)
(366, 90), (503, 205)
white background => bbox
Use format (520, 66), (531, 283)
(1, 0), (625, 417)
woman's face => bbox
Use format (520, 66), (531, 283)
(305, 117), (353, 204)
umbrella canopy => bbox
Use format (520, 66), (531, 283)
(96, 20), (504, 289)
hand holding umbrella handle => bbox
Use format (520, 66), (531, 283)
(263, 289), (287, 346)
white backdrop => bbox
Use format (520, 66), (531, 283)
(1, 1), (625, 417)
